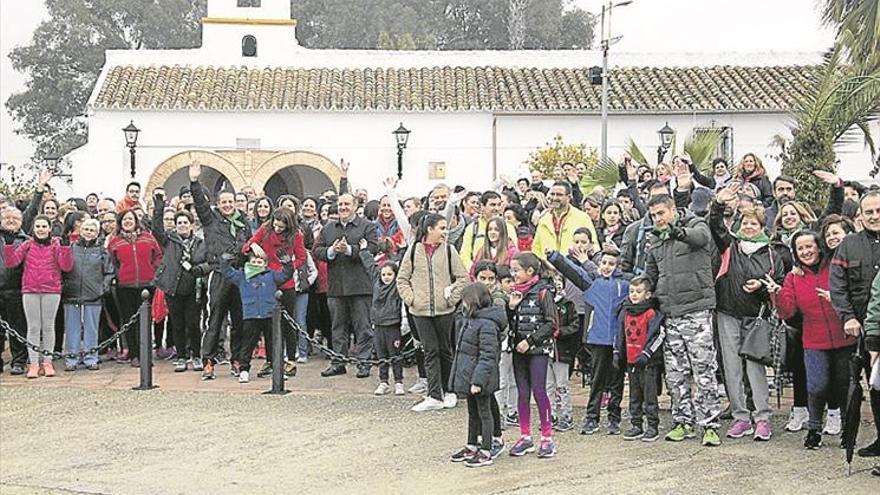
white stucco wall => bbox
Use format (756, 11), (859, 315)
(69, 108), (876, 200)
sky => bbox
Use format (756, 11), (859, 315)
(0, 0), (836, 170)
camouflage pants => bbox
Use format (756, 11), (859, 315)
(663, 310), (721, 428)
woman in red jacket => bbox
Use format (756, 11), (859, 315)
(106, 209), (162, 367)
(4, 215), (73, 378)
(242, 208), (306, 375)
(768, 230), (857, 450)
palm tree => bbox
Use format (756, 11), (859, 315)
(822, 0), (880, 68)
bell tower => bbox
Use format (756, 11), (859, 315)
(201, 0), (299, 60)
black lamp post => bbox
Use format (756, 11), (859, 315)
(392, 122), (410, 180)
(122, 121), (141, 179)
(657, 122), (675, 165)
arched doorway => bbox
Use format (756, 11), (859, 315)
(163, 166), (233, 198)
(264, 165), (336, 200)
(252, 151), (342, 199)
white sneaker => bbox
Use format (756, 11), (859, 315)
(394, 383), (405, 396)
(238, 370), (250, 384)
(823, 408), (841, 435)
(374, 382), (392, 395)
(408, 378), (428, 394)
(411, 397), (445, 412)
(784, 406), (809, 432)
(443, 392), (458, 409)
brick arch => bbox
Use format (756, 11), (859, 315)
(251, 150), (341, 193)
(146, 150), (247, 194)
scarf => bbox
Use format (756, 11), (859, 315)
(513, 275), (539, 295)
(244, 262), (267, 280)
(35, 235), (51, 246)
(622, 298), (654, 316)
(653, 214), (680, 240)
(733, 230), (770, 255)
(226, 210), (246, 237)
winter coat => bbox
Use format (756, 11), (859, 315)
(553, 295), (581, 364)
(222, 261), (293, 320)
(314, 216), (378, 297)
(620, 215), (653, 276)
(507, 278), (558, 356)
(4, 238), (73, 294)
(449, 306), (506, 396)
(776, 261), (856, 351)
(107, 231), (162, 288)
(242, 224), (307, 291)
(864, 271), (880, 353)
(0, 229), (28, 296)
(742, 171), (773, 207)
(397, 242), (469, 317)
(359, 249), (403, 326)
(152, 208), (209, 297)
(190, 180), (252, 270)
(645, 210), (716, 317)
(531, 206), (597, 260)
(830, 229), (880, 324)
(548, 250), (629, 346)
(62, 239), (115, 305)
(613, 300), (665, 366)
(709, 201), (786, 318)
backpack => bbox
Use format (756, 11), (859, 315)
(409, 242), (455, 282)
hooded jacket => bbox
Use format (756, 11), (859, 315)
(776, 260), (856, 351)
(449, 305), (506, 396)
(531, 205), (597, 261)
(548, 250), (629, 346)
(242, 224), (307, 291)
(359, 249), (403, 326)
(222, 259), (293, 320)
(645, 210), (716, 317)
(4, 237), (73, 294)
(613, 299), (665, 366)
(830, 228), (880, 324)
(62, 238), (115, 305)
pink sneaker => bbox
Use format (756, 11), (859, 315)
(753, 420), (772, 441)
(726, 420), (754, 438)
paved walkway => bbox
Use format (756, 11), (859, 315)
(1, 355), (878, 494)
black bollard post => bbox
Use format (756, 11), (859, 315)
(133, 289), (157, 390)
(265, 290), (289, 395)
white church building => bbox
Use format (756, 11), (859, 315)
(66, 0), (877, 199)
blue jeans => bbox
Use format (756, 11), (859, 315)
(64, 304), (101, 367)
(293, 292), (309, 359)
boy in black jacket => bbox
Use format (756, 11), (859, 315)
(613, 276), (665, 442)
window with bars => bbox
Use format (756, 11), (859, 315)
(693, 126), (734, 164)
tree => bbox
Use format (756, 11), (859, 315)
(6, 0), (204, 163)
(508, 0), (528, 49)
(822, 0), (880, 68)
(525, 134), (599, 179)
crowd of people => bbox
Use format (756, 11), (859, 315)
(1, 153), (879, 471)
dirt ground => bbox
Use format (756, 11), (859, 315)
(0, 357), (877, 495)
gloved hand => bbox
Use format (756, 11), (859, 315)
(670, 225), (687, 242)
(278, 255), (292, 265)
(634, 354), (648, 368)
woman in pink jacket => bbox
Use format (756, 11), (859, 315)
(4, 215), (73, 378)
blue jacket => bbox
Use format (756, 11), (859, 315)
(222, 261), (293, 320)
(548, 251), (629, 346)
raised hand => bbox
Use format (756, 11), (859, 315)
(383, 177), (397, 190)
(715, 182), (741, 204)
(813, 170), (840, 186)
(250, 243), (266, 260)
(188, 161), (202, 181)
(38, 170), (52, 187)
(339, 159), (350, 176)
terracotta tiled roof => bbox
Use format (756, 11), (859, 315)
(93, 64), (818, 112)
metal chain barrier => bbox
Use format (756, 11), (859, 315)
(0, 312), (140, 361)
(281, 310), (417, 368)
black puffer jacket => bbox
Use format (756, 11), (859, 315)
(359, 249), (402, 326)
(62, 239), (115, 305)
(190, 180), (252, 270)
(449, 306), (506, 396)
(709, 201), (786, 318)
(507, 279), (558, 355)
(645, 210), (716, 317)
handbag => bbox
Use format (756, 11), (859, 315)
(739, 305), (775, 365)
